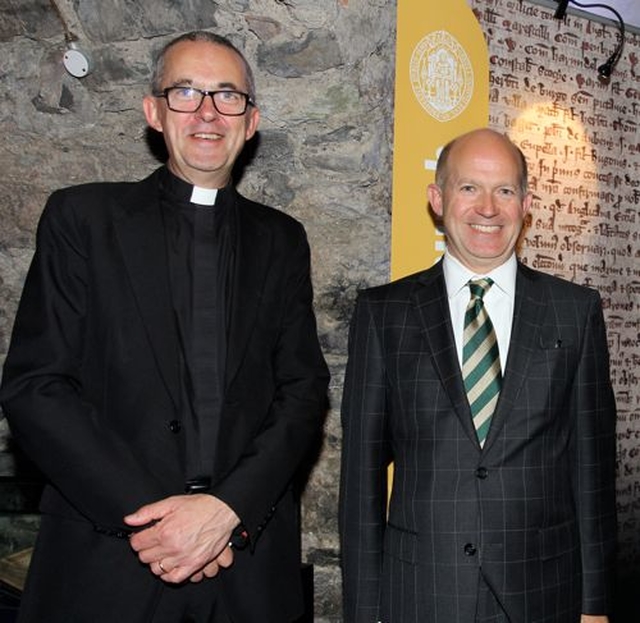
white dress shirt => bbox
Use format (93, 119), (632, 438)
(442, 251), (517, 373)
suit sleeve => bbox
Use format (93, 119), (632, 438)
(0, 194), (167, 527)
(574, 290), (617, 615)
(209, 224), (330, 542)
(339, 292), (392, 622)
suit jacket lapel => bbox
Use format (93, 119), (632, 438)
(113, 172), (181, 411)
(225, 194), (272, 387)
(413, 263), (480, 446)
(482, 263), (546, 452)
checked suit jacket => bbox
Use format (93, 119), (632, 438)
(0, 167), (329, 623)
(339, 259), (616, 623)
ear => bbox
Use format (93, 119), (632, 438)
(522, 190), (533, 216)
(427, 183), (444, 217)
(244, 106), (260, 141)
(143, 95), (164, 133)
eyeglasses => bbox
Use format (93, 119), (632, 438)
(154, 87), (254, 116)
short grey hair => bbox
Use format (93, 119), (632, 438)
(150, 31), (256, 103)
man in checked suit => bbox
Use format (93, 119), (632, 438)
(1, 31), (329, 622)
(339, 128), (616, 623)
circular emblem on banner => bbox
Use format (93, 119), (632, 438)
(410, 30), (474, 122)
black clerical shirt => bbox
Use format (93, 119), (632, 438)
(158, 167), (236, 485)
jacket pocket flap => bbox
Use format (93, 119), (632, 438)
(383, 523), (418, 564)
(539, 519), (578, 560)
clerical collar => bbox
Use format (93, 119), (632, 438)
(190, 185), (218, 206)
(159, 166), (228, 207)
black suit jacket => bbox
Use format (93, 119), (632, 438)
(339, 260), (616, 623)
(1, 168), (329, 622)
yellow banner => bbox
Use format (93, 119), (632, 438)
(391, 0), (490, 280)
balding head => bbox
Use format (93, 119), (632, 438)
(435, 129), (529, 199)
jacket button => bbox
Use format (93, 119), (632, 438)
(464, 543), (477, 556)
(167, 420), (181, 433)
(476, 467), (488, 479)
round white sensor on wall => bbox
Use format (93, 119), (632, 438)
(63, 43), (92, 78)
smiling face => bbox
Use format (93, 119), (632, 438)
(428, 129), (532, 273)
(143, 40), (259, 188)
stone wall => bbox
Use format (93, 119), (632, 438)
(0, 1), (639, 621)
(0, 1), (395, 620)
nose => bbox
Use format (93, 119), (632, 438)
(477, 191), (498, 217)
(196, 94), (220, 121)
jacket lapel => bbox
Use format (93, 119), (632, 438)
(482, 263), (545, 452)
(413, 263), (480, 446)
(225, 195), (272, 387)
(113, 171), (181, 411)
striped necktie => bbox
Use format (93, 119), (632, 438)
(462, 278), (501, 446)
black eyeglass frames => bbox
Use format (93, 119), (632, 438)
(154, 87), (254, 116)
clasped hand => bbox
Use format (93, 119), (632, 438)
(124, 493), (240, 583)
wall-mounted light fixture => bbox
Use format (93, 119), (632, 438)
(62, 42), (93, 78)
(554, 0), (626, 79)
(49, 0), (93, 79)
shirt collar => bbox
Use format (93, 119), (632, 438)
(159, 166), (228, 207)
(442, 251), (517, 299)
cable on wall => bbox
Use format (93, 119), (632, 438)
(554, 0), (626, 79)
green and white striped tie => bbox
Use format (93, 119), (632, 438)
(462, 278), (502, 447)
